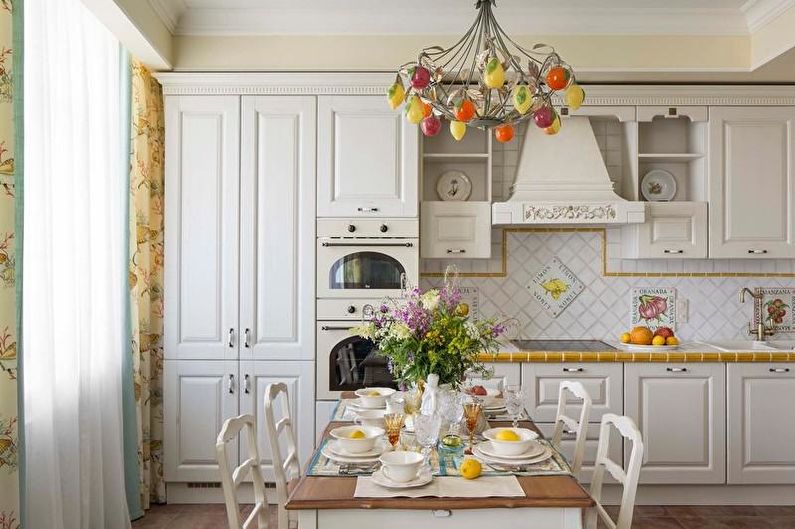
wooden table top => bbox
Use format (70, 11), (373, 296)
(286, 395), (594, 511)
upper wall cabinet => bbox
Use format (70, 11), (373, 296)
(240, 97), (316, 361)
(708, 106), (795, 258)
(165, 96), (241, 361)
(317, 96), (419, 218)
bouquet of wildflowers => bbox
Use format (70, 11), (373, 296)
(351, 277), (508, 389)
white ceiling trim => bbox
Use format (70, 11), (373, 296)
(167, 6), (752, 36)
(741, 0), (795, 32)
(147, 0), (183, 34)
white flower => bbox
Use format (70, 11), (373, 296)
(420, 289), (441, 311)
(389, 322), (412, 341)
(350, 323), (376, 340)
(465, 321), (480, 340)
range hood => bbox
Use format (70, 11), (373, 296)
(492, 117), (645, 225)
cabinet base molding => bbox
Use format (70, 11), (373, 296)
(601, 484), (795, 505)
(166, 482), (278, 504)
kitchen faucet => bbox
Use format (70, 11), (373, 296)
(739, 287), (775, 341)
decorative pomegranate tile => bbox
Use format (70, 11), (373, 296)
(527, 257), (585, 317)
(754, 287), (795, 332)
(631, 287), (676, 331)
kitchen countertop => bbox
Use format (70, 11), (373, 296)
(477, 340), (795, 363)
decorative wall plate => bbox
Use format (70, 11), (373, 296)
(436, 170), (472, 201)
(641, 169), (676, 201)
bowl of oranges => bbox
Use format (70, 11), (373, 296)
(619, 326), (680, 351)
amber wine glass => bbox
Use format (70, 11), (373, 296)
(463, 400), (482, 454)
(384, 412), (405, 450)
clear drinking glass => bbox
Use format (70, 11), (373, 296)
(438, 390), (465, 436)
(413, 413), (441, 467)
(504, 384), (525, 428)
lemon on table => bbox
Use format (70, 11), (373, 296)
(652, 335), (666, 346)
(349, 429), (366, 439)
(460, 458), (482, 480)
(495, 429), (521, 442)
(620, 332), (631, 344)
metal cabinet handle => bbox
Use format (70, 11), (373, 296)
(321, 325), (357, 331)
(357, 207), (379, 213)
(228, 374), (235, 394)
(446, 249), (466, 254)
(432, 510), (452, 518)
(244, 328), (251, 348)
(664, 249), (684, 254)
(667, 367), (688, 373)
(770, 367), (790, 373)
(321, 241), (414, 248)
(748, 249), (768, 254)
(243, 374), (250, 394)
(228, 328), (235, 348)
(563, 367), (584, 372)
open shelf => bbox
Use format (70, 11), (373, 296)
(638, 153), (704, 162)
(422, 153), (490, 161)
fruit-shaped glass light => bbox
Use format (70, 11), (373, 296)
(410, 65), (431, 89)
(513, 85), (532, 114)
(421, 114), (441, 136)
(494, 124), (514, 143)
(545, 65), (571, 91)
(533, 105), (555, 129)
(387, 80), (406, 110)
(543, 115), (561, 135)
(450, 120), (467, 141)
(483, 57), (505, 89)
(564, 83), (585, 110)
(422, 102), (432, 118)
(406, 95), (425, 124)
(454, 99), (476, 122)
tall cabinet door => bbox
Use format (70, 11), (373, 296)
(625, 363), (726, 484)
(240, 96), (316, 361)
(164, 360), (239, 482)
(317, 96), (418, 218)
(727, 364), (795, 484)
(709, 106), (795, 258)
(164, 96), (241, 360)
(239, 361), (315, 482)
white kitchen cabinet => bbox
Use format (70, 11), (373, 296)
(708, 106), (795, 258)
(239, 361), (315, 482)
(164, 360), (239, 482)
(164, 95), (240, 361)
(621, 202), (708, 258)
(317, 96), (419, 217)
(421, 201), (491, 258)
(522, 363), (623, 423)
(240, 96), (316, 361)
(727, 364), (795, 484)
(624, 363), (725, 484)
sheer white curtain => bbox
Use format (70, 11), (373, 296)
(23, 0), (131, 527)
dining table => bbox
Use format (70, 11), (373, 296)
(286, 392), (595, 529)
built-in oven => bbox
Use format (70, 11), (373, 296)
(316, 299), (397, 400)
(316, 219), (419, 299)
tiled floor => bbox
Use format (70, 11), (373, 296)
(132, 504), (795, 528)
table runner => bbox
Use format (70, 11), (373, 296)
(354, 475), (525, 498)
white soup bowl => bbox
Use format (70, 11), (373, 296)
(482, 427), (539, 457)
(329, 425), (385, 454)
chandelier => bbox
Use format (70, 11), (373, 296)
(387, 0), (584, 143)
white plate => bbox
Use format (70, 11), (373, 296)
(328, 439), (389, 459)
(641, 169), (677, 201)
(321, 443), (384, 464)
(347, 398), (386, 411)
(617, 343), (680, 352)
(371, 467), (433, 489)
(476, 440), (545, 460)
(436, 170), (472, 201)
(473, 444), (553, 466)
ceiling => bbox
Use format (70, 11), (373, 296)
(149, 0), (790, 36)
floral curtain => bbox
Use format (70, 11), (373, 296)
(129, 59), (165, 509)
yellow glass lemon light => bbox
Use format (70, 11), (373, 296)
(483, 57), (505, 89)
(386, 81), (406, 110)
(406, 96), (425, 124)
(544, 116), (561, 135)
(450, 120), (467, 141)
(564, 83), (585, 110)
(513, 85), (532, 114)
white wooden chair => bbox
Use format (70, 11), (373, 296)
(216, 414), (269, 529)
(551, 380), (592, 476)
(263, 383), (301, 529)
(586, 413), (644, 529)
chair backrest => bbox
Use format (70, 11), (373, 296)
(586, 413), (644, 529)
(552, 380), (592, 475)
(216, 414), (269, 529)
(263, 382), (301, 529)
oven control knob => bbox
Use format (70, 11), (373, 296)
(347, 224), (356, 233)
(379, 224), (388, 233)
(346, 305), (356, 314)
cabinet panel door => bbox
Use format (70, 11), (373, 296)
(240, 97), (316, 361)
(239, 361), (315, 482)
(164, 96), (240, 360)
(522, 363), (623, 423)
(709, 106), (795, 258)
(536, 423), (622, 484)
(318, 96), (418, 217)
(164, 360), (239, 482)
(727, 364), (795, 484)
(421, 202), (491, 258)
(634, 202), (708, 258)
(625, 363), (725, 484)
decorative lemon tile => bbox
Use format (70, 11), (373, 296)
(528, 257), (585, 317)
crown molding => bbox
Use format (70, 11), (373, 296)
(147, 0), (183, 34)
(742, 0), (795, 32)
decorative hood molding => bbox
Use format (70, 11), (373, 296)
(492, 116), (645, 225)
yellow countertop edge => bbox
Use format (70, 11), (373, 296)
(478, 351), (795, 363)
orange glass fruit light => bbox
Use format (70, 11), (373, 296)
(494, 124), (514, 143)
(545, 66), (570, 91)
(454, 99), (476, 122)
